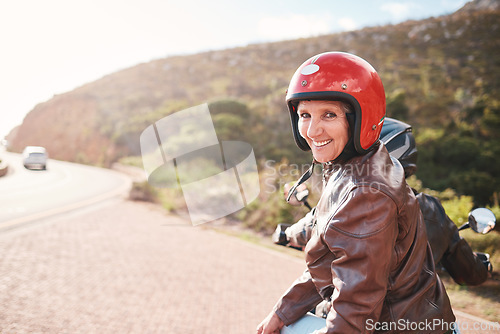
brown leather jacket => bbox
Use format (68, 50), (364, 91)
(274, 144), (455, 333)
(416, 192), (488, 286)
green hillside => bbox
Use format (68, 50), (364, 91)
(9, 1), (500, 205)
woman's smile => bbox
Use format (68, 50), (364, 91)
(297, 100), (351, 163)
(312, 139), (332, 147)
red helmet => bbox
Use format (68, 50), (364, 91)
(286, 52), (386, 154)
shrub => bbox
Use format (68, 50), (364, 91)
(235, 159), (317, 233)
(129, 181), (159, 203)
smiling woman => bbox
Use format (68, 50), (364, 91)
(296, 100), (351, 163)
(257, 52), (456, 334)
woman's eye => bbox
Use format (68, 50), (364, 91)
(325, 112), (337, 118)
(299, 113), (310, 118)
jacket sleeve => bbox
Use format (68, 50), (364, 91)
(441, 237), (489, 286)
(286, 208), (316, 249)
(319, 187), (398, 333)
(273, 269), (324, 325)
(418, 193), (488, 286)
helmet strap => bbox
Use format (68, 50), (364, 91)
(286, 159), (316, 203)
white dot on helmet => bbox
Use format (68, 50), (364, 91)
(301, 64), (320, 75)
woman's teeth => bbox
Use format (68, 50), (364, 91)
(313, 140), (332, 147)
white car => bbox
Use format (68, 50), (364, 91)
(22, 146), (48, 170)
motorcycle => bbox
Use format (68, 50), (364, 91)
(458, 207), (496, 273)
(272, 183), (496, 280)
(273, 183), (495, 324)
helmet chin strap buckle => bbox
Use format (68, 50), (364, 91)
(286, 160), (316, 203)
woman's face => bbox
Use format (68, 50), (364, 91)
(297, 100), (351, 163)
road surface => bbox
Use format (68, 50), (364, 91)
(0, 150), (131, 230)
(0, 151), (497, 333)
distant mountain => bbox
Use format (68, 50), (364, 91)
(458, 0), (500, 12)
(8, 0), (500, 169)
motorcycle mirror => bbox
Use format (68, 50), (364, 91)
(284, 182), (309, 207)
(468, 208), (496, 234)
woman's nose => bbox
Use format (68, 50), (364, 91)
(307, 118), (323, 139)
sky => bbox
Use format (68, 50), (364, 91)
(0, 0), (469, 138)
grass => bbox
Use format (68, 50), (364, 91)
(440, 271), (500, 322)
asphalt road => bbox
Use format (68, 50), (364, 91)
(0, 191), (305, 334)
(0, 150), (131, 230)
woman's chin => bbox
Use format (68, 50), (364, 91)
(312, 151), (340, 163)
(312, 154), (330, 163)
